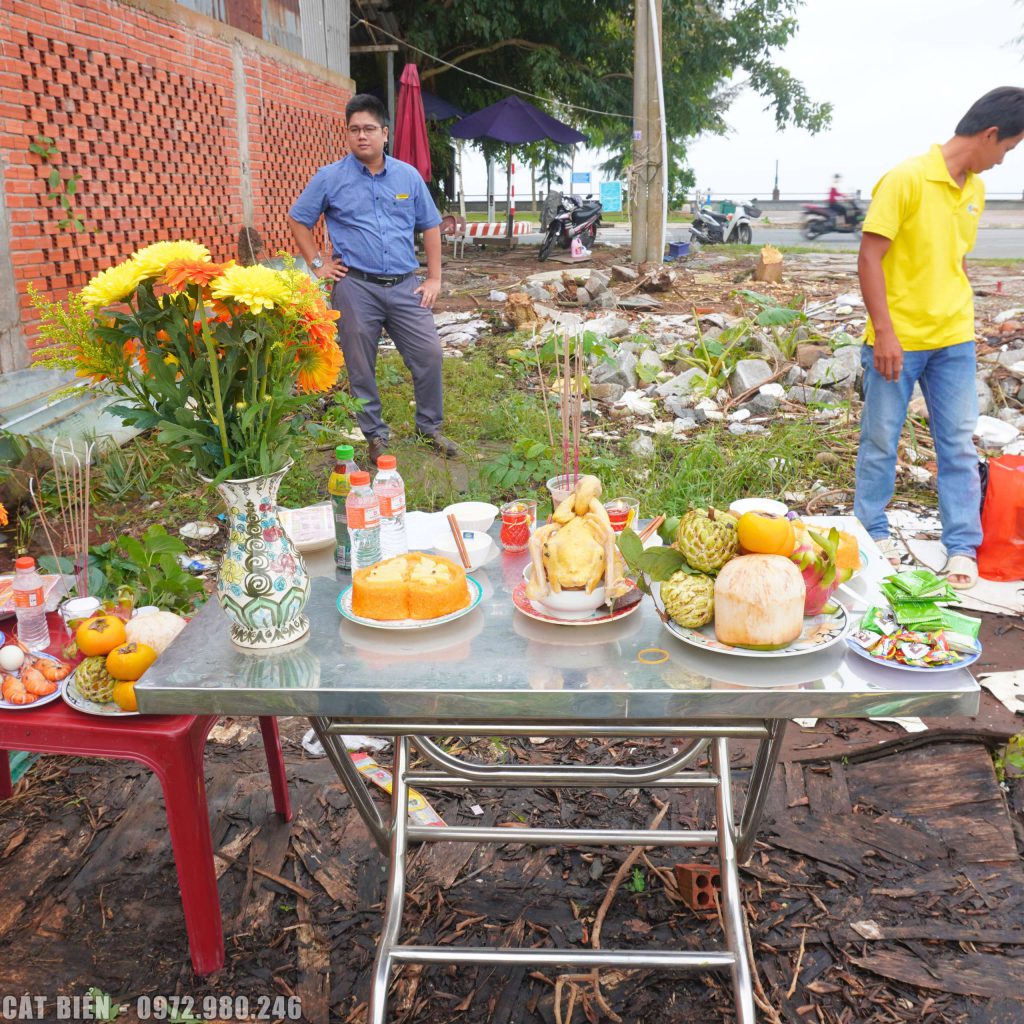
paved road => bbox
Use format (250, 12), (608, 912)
(592, 224), (1024, 259)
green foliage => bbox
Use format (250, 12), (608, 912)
(482, 438), (560, 497)
(84, 989), (123, 1023)
(626, 867), (646, 893)
(363, 2), (831, 183)
(41, 525), (204, 613)
(30, 134), (87, 233)
(682, 318), (752, 394)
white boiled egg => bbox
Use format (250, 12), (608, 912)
(0, 646), (25, 672)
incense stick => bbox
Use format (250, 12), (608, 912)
(532, 326), (555, 449)
(639, 515), (665, 544)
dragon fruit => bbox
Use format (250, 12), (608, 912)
(790, 526), (842, 615)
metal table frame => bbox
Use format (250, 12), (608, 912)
(311, 717), (787, 1024)
(138, 517), (979, 1024)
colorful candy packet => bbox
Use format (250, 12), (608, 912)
(853, 620), (965, 667)
(861, 606), (899, 635)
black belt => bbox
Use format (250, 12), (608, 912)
(347, 268), (412, 287)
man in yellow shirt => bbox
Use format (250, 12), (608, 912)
(856, 87), (1024, 588)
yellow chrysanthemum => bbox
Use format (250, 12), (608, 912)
(80, 259), (146, 310)
(210, 264), (290, 314)
(131, 240), (210, 281)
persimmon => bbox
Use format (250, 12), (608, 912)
(75, 615), (127, 657)
(736, 512), (796, 557)
(112, 680), (138, 712)
(106, 641), (157, 681)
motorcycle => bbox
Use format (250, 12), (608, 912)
(538, 193), (603, 261)
(688, 198), (762, 246)
(801, 197), (864, 239)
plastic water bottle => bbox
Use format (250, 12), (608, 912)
(346, 471), (381, 569)
(328, 444), (359, 570)
(372, 454), (408, 558)
(13, 556), (50, 650)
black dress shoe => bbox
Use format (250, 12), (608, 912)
(367, 435), (390, 466)
(416, 430), (460, 458)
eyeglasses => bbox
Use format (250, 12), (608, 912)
(347, 124), (382, 137)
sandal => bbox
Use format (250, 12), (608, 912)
(875, 537), (903, 568)
(943, 554), (978, 591)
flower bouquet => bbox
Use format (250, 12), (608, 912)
(34, 240), (344, 648)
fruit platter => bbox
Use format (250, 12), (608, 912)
(618, 505), (861, 658)
(62, 609), (187, 716)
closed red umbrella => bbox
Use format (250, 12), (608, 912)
(393, 63), (432, 182)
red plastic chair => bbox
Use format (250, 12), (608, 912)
(0, 619), (291, 975)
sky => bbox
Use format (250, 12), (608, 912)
(458, 0), (1024, 204)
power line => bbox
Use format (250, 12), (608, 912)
(351, 19), (634, 122)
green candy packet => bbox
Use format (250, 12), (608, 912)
(884, 568), (958, 603)
(861, 606), (899, 635)
(890, 600), (944, 630)
(938, 607), (982, 652)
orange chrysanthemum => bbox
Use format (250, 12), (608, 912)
(302, 306), (340, 349)
(0, 502), (8, 528)
(122, 339), (148, 373)
(295, 341), (343, 394)
(163, 259), (232, 291)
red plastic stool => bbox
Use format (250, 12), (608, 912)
(0, 701), (291, 975)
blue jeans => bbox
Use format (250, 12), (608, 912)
(854, 341), (981, 557)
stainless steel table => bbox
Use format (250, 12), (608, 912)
(138, 523), (979, 1024)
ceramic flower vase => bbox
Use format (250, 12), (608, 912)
(214, 464), (310, 649)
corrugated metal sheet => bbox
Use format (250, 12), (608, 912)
(300, 0), (349, 77)
(263, 0), (302, 55)
(174, 0), (349, 75)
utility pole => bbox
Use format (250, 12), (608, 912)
(631, 0), (664, 264)
(630, 0), (649, 263)
(644, 0), (664, 263)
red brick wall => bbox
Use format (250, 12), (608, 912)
(0, 0), (351, 362)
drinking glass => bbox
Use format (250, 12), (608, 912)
(604, 496), (640, 533)
(500, 499), (537, 552)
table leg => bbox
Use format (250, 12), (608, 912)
(712, 737), (756, 1024)
(735, 718), (787, 864)
(309, 716), (389, 853)
(368, 735), (412, 1024)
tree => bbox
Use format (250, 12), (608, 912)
(352, 1), (831, 179)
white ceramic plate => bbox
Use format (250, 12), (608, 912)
(338, 576), (483, 630)
(60, 670), (140, 717)
(512, 581), (643, 627)
(658, 588), (850, 658)
(0, 652), (68, 711)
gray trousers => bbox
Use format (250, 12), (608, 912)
(331, 274), (443, 442)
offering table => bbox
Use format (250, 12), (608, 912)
(137, 524), (979, 1024)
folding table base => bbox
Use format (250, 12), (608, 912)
(315, 719), (787, 1024)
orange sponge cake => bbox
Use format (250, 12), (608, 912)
(351, 553), (471, 621)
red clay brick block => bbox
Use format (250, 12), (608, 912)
(673, 863), (721, 916)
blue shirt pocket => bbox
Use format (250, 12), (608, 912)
(391, 193), (416, 231)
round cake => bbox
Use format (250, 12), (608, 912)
(351, 553), (471, 621)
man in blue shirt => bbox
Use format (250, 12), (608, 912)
(288, 93), (457, 462)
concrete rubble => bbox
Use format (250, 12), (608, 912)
(432, 251), (1024, 488)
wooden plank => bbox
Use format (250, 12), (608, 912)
(850, 950), (1024, 998)
(295, 878), (331, 1024)
(803, 765), (852, 816)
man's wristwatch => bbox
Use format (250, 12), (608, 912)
(310, 253), (324, 270)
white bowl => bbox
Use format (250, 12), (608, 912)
(523, 565), (606, 620)
(728, 497), (789, 518)
(442, 501), (499, 533)
(432, 529), (493, 570)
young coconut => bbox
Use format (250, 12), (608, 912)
(714, 554), (805, 650)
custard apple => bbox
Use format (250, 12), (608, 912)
(676, 508), (739, 573)
(75, 655), (116, 704)
(661, 571), (715, 628)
